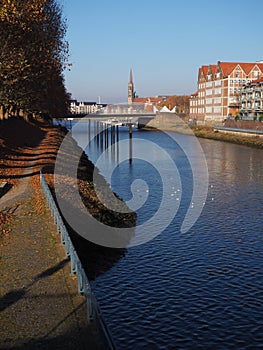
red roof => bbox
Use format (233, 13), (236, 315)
(218, 62), (263, 77)
(210, 65), (217, 74)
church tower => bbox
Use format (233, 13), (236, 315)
(128, 69), (134, 104)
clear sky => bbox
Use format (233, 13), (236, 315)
(60, 0), (263, 104)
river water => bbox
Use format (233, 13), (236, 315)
(71, 121), (263, 349)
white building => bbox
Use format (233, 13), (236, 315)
(70, 100), (105, 114)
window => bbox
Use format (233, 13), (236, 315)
(236, 71), (240, 78)
(254, 71), (259, 78)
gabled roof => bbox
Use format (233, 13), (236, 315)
(218, 62), (263, 77)
(208, 65), (217, 75)
(198, 65), (209, 80)
(254, 63), (263, 73)
(203, 65), (209, 75)
(218, 62), (239, 76)
(200, 65), (209, 76)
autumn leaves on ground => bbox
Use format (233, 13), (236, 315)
(0, 117), (135, 280)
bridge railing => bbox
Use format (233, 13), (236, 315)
(39, 171), (116, 350)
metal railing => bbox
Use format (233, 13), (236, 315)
(39, 171), (116, 350)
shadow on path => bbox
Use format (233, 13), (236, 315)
(0, 259), (69, 312)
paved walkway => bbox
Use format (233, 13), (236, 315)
(0, 153), (101, 349)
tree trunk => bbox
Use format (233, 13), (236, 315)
(0, 106), (3, 120)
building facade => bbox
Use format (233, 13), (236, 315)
(70, 100), (106, 114)
(189, 61), (263, 123)
(240, 78), (263, 118)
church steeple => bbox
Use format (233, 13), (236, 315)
(128, 68), (134, 104)
(129, 68), (133, 84)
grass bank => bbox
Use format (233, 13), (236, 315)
(190, 125), (263, 149)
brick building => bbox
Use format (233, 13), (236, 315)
(189, 61), (263, 123)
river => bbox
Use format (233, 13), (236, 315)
(70, 120), (263, 350)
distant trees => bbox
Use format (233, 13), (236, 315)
(159, 95), (190, 114)
(0, 0), (70, 120)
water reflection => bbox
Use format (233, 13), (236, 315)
(71, 120), (263, 349)
(199, 138), (263, 184)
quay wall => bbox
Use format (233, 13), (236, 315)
(214, 127), (263, 138)
(224, 119), (263, 131)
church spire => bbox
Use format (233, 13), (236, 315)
(129, 68), (133, 84)
(128, 68), (134, 104)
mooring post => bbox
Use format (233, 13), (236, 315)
(129, 121), (133, 164)
(100, 122), (103, 150)
(88, 119), (91, 140)
(106, 126), (109, 148)
(96, 121), (100, 146)
(129, 122), (133, 139)
(129, 137), (132, 164)
(116, 125), (119, 142)
(111, 125), (115, 145)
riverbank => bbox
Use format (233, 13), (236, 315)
(0, 117), (101, 349)
(0, 116), (135, 348)
(190, 125), (263, 149)
(141, 112), (263, 149)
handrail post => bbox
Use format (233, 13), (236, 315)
(39, 171), (116, 349)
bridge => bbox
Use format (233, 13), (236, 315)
(67, 103), (157, 120)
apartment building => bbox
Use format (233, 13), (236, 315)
(70, 100), (106, 114)
(189, 61), (263, 123)
(240, 77), (263, 118)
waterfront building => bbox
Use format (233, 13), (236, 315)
(70, 100), (106, 114)
(189, 61), (263, 123)
(128, 69), (167, 105)
(240, 77), (263, 118)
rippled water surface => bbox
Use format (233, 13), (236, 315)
(73, 122), (263, 349)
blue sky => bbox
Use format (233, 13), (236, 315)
(60, 0), (263, 104)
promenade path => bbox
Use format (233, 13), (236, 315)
(0, 120), (101, 349)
